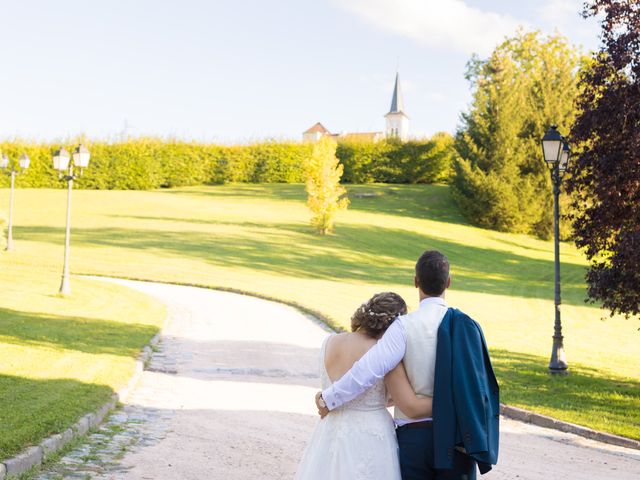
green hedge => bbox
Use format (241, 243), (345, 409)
(0, 135), (453, 190)
(338, 133), (454, 184)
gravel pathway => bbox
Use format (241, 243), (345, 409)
(37, 279), (640, 479)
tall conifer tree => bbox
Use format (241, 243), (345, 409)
(453, 31), (582, 237)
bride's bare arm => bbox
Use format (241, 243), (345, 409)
(384, 362), (432, 418)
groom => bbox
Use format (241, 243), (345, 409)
(315, 250), (499, 479)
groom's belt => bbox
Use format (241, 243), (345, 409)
(396, 420), (433, 430)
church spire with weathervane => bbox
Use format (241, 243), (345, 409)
(385, 72), (409, 141)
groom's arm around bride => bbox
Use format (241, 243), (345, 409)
(316, 250), (500, 478)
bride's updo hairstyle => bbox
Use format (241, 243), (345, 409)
(351, 292), (408, 338)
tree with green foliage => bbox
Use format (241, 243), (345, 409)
(567, 0), (640, 320)
(424, 132), (456, 183)
(452, 30), (583, 237)
(305, 137), (349, 235)
(337, 133), (455, 184)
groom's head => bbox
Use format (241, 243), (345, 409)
(415, 250), (450, 298)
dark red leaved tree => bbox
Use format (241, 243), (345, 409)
(568, 0), (640, 319)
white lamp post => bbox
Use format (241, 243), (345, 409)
(1, 152), (30, 251)
(541, 126), (571, 375)
(52, 144), (90, 295)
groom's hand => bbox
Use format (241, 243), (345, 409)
(315, 392), (329, 418)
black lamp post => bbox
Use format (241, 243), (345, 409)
(52, 144), (91, 295)
(541, 125), (570, 375)
(1, 152), (30, 251)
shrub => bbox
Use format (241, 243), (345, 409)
(249, 142), (310, 183)
(337, 134), (455, 184)
(305, 137), (349, 234)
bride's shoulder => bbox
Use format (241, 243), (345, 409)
(324, 331), (348, 348)
(325, 331), (373, 350)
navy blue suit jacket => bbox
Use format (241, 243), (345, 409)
(433, 308), (499, 474)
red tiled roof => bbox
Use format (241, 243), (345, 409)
(303, 122), (331, 134)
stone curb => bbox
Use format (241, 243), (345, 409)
(500, 404), (640, 451)
(3, 446), (42, 478)
(0, 329), (163, 479)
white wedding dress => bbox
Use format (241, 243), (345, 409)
(295, 335), (402, 479)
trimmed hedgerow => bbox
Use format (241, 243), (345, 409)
(338, 133), (455, 184)
(0, 134), (454, 190)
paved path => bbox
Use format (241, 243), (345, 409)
(38, 280), (640, 479)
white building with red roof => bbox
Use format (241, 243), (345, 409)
(303, 72), (409, 143)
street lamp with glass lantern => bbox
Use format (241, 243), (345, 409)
(52, 145), (90, 295)
(541, 125), (570, 374)
(1, 152), (30, 251)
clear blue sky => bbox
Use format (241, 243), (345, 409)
(0, 0), (600, 143)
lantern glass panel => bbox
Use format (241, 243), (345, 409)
(542, 139), (562, 163)
(53, 149), (71, 171)
(541, 126), (564, 164)
(19, 153), (30, 170)
(73, 144), (90, 168)
(559, 149), (570, 172)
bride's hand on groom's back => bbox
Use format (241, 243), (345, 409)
(315, 392), (329, 419)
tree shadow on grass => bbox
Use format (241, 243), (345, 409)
(162, 184), (306, 202)
(0, 374), (114, 460)
(162, 184), (469, 225)
(18, 223), (588, 306)
(346, 184), (468, 225)
(491, 349), (640, 440)
(0, 307), (159, 356)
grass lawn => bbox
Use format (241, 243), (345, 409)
(1, 183), (639, 441)
(0, 261), (165, 460)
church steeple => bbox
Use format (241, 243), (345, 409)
(385, 71), (409, 141)
(388, 72), (405, 114)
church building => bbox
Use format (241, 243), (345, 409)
(302, 72), (409, 143)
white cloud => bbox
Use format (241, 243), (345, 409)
(535, 0), (601, 51)
(538, 0), (579, 20)
(332, 0), (527, 56)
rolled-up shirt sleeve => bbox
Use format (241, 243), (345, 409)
(321, 319), (407, 410)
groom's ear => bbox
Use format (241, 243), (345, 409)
(446, 276), (451, 290)
(414, 275), (419, 289)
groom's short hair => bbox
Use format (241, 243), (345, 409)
(416, 250), (450, 296)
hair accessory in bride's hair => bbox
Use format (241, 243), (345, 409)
(351, 292), (408, 337)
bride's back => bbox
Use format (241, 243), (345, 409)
(324, 332), (377, 382)
(295, 293), (407, 480)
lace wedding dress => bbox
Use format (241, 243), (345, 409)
(295, 335), (401, 479)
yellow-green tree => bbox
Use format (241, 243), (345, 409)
(452, 30), (584, 238)
(305, 137), (349, 234)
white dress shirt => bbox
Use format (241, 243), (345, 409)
(322, 297), (448, 425)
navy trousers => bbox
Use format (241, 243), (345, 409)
(397, 424), (477, 480)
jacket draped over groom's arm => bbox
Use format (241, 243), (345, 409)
(433, 308), (500, 475)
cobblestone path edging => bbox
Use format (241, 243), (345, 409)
(0, 305), (171, 480)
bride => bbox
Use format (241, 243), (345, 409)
(295, 292), (432, 479)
